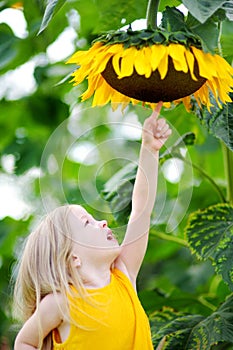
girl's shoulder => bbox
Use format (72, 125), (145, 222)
(113, 258), (137, 290)
(40, 293), (66, 318)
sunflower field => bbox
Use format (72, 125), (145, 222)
(0, 0), (233, 349)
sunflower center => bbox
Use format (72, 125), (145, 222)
(101, 56), (207, 103)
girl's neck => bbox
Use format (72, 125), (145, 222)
(78, 262), (112, 289)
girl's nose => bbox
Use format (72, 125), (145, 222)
(99, 220), (108, 228)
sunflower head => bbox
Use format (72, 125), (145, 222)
(98, 27), (206, 103)
(67, 6), (233, 111)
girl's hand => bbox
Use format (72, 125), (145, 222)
(142, 101), (172, 151)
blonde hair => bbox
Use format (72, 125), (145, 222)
(13, 205), (89, 349)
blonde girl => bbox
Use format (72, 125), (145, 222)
(13, 103), (172, 349)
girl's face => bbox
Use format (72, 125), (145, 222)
(68, 205), (119, 249)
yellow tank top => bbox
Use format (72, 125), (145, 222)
(52, 268), (153, 350)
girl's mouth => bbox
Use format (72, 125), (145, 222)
(106, 230), (117, 241)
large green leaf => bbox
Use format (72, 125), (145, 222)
(38, 0), (68, 34)
(151, 295), (233, 349)
(194, 96), (233, 152)
(185, 203), (233, 290)
(222, 0), (233, 20)
(186, 13), (218, 52)
(182, 0), (226, 23)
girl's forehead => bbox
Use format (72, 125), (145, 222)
(69, 205), (89, 219)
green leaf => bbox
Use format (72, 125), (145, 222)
(185, 203), (233, 290)
(38, 0), (68, 34)
(223, 1), (233, 21)
(186, 13), (218, 52)
(194, 95), (233, 151)
(161, 6), (186, 32)
(158, 0), (181, 11)
(93, 0), (147, 32)
(182, 0), (226, 23)
(151, 295), (233, 349)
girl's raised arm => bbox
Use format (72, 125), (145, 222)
(115, 103), (172, 285)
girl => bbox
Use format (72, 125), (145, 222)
(13, 102), (172, 349)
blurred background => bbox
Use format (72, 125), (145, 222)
(0, 0), (233, 348)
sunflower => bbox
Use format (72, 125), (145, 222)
(67, 7), (233, 112)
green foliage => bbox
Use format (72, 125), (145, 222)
(38, 0), (68, 34)
(182, 0), (227, 23)
(193, 94), (233, 152)
(0, 0), (233, 348)
(185, 203), (233, 290)
(186, 13), (219, 52)
(151, 294), (233, 349)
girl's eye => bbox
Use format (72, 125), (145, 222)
(84, 220), (89, 227)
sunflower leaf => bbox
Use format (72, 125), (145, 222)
(151, 295), (233, 349)
(161, 6), (187, 32)
(185, 203), (233, 290)
(182, 0), (226, 23)
(38, 0), (67, 34)
(186, 13), (219, 53)
(193, 94), (233, 151)
(223, 0), (233, 21)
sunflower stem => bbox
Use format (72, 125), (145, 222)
(222, 142), (233, 205)
(146, 0), (160, 29)
(217, 22), (233, 205)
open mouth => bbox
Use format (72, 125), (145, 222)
(107, 230), (117, 241)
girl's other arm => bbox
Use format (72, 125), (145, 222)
(14, 294), (63, 350)
(116, 102), (172, 284)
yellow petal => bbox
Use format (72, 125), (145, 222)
(151, 44), (166, 71)
(92, 52), (113, 74)
(181, 96), (191, 111)
(206, 79), (222, 108)
(168, 44), (188, 73)
(143, 47), (153, 78)
(191, 47), (218, 80)
(213, 77), (232, 103)
(112, 52), (122, 76)
(184, 49), (197, 81)
(163, 102), (171, 109)
(118, 47), (136, 78)
(214, 54), (233, 78)
(134, 48), (149, 76)
(66, 50), (89, 64)
(194, 83), (213, 111)
(110, 89), (131, 111)
(157, 48), (169, 79)
(92, 79), (112, 106)
(81, 74), (102, 101)
(71, 65), (91, 85)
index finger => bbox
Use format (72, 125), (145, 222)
(151, 101), (163, 119)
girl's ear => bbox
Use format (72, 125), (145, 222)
(72, 254), (81, 268)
